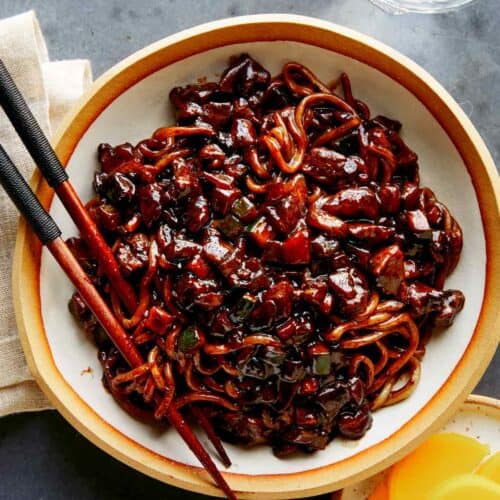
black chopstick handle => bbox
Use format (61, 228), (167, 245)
(0, 59), (68, 188)
(0, 145), (61, 244)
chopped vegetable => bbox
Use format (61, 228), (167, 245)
(308, 342), (331, 376)
(230, 294), (256, 323)
(388, 433), (490, 500)
(231, 196), (258, 223)
(214, 214), (244, 239)
(429, 474), (500, 500)
(178, 325), (203, 352)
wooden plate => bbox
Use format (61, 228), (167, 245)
(13, 14), (500, 499)
(340, 394), (500, 499)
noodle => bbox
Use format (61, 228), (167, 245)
(68, 54), (464, 457)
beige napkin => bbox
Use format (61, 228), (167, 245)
(0, 11), (92, 416)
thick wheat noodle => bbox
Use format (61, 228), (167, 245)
(134, 332), (154, 345)
(262, 109), (306, 174)
(340, 72), (356, 107)
(325, 311), (393, 342)
(373, 341), (390, 375)
(149, 148), (191, 175)
(339, 311), (417, 350)
(371, 377), (396, 410)
(111, 363), (149, 386)
(368, 371), (391, 395)
(339, 72), (371, 120)
(354, 100), (371, 120)
(371, 357), (421, 410)
(270, 111), (294, 159)
(151, 362), (175, 419)
(148, 346), (166, 390)
(121, 240), (159, 329)
(263, 134), (304, 174)
(185, 359), (204, 392)
(137, 136), (176, 159)
(342, 323), (418, 380)
(152, 125), (214, 141)
(165, 323), (182, 360)
(131, 319), (145, 338)
(282, 62), (332, 96)
(375, 300), (405, 314)
(174, 392), (238, 411)
(192, 350), (220, 376)
(154, 389), (175, 419)
(109, 289), (125, 326)
(388, 348), (402, 359)
(295, 93), (358, 124)
(349, 355), (376, 388)
(245, 175), (269, 193)
(329, 307), (419, 402)
(257, 88), (361, 176)
(385, 357), (421, 406)
(121, 379), (139, 395)
(219, 359), (240, 377)
(143, 376), (156, 403)
(109, 148), (189, 182)
(352, 292), (380, 322)
(203, 334), (282, 356)
(204, 375), (226, 393)
(312, 116), (362, 148)
(246, 147), (272, 178)
(367, 143), (397, 167)
(106, 371), (155, 421)
(340, 329), (400, 349)
(370, 313), (419, 376)
(136, 141), (167, 160)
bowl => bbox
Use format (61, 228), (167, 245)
(13, 14), (500, 499)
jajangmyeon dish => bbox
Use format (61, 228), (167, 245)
(68, 54), (464, 456)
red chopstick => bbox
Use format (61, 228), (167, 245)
(191, 406), (232, 468)
(0, 56), (231, 468)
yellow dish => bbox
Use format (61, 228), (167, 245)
(342, 395), (500, 500)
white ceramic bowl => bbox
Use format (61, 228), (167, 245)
(14, 14), (500, 499)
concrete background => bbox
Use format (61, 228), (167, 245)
(0, 1), (498, 499)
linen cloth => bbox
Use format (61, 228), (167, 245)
(0, 11), (92, 416)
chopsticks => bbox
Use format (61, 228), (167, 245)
(0, 146), (236, 500)
(0, 60), (235, 499)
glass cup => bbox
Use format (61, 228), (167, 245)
(370, 0), (478, 14)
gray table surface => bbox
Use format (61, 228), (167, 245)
(0, 1), (498, 498)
